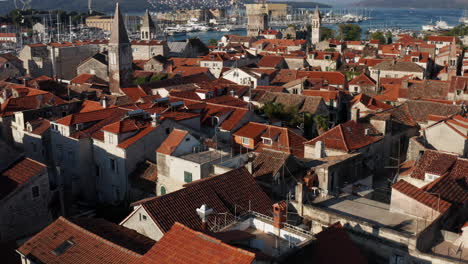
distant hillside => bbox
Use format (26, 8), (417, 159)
(0, 0), (154, 14)
(0, 0), (332, 15)
(355, 0), (468, 9)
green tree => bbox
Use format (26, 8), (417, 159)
(208, 39), (218, 46)
(371, 31), (386, 44)
(385, 31), (393, 44)
(133, 76), (148, 85)
(150, 73), (167, 82)
(338, 24), (362, 41)
(320, 27), (335, 41)
(442, 24), (468, 37)
(314, 114), (329, 134)
(262, 102), (285, 120)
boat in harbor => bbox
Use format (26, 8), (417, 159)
(422, 18), (453, 31)
(219, 25), (233, 32)
(460, 10), (468, 24)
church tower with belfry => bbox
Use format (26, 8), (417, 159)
(311, 5), (322, 45)
(141, 9), (157, 40)
(108, 3), (133, 95)
(247, 0), (269, 37)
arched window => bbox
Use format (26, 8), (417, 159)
(160, 186), (166, 195)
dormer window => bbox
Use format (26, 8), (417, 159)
(107, 134), (114, 144)
(425, 173), (440, 182)
(412, 57), (419, 63)
(263, 138), (272, 145)
(325, 55), (331, 60)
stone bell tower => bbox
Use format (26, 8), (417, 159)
(311, 5), (322, 45)
(141, 9), (157, 41)
(247, 0), (269, 37)
(108, 3), (133, 95)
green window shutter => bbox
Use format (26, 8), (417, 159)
(184, 171), (192, 183)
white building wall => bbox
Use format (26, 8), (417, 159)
(120, 206), (165, 241)
(424, 123), (467, 156)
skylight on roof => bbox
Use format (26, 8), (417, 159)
(51, 239), (74, 256)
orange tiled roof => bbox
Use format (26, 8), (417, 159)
(234, 122), (307, 157)
(156, 129), (188, 155)
(348, 73), (376, 86)
(392, 180), (451, 213)
(302, 90), (339, 101)
(80, 100), (104, 113)
(305, 120), (383, 152)
(17, 217), (153, 264)
(137, 222), (255, 264)
(0, 157), (46, 200)
(70, 73), (106, 85)
(131, 167), (273, 232)
(121, 87), (148, 102)
(427, 36), (456, 43)
(102, 118), (149, 134)
(257, 55), (284, 68)
(350, 94), (392, 111)
(117, 126), (156, 149)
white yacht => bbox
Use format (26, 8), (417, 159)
(460, 10), (468, 24)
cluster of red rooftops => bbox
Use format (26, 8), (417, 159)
(0, 3), (467, 264)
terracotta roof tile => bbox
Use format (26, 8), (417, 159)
(156, 129), (188, 155)
(0, 157), (46, 200)
(305, 120), (383, 153)
(79, 100), (104, 113)
(427, 36), (456, 43)
(348, 73), (376, 86)
(0, 93), (67, 117)
(350, 94), (392, 111)
(28, 118), (51, 135)
(234, 122), (307, 157)
(17, 217), (154, 264)
(410, 150), (458, 181)
(132, 167), (273, 233)
(114, 126), (155, 149)
(313, 222), (368, 264)
(121, 87), (148, 102)
(257, 56), (285, 68)
(392, 180), (451, 213)
(70, 74), (106, 85)
(137, 222), (255, 264)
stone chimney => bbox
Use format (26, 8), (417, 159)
(295, 182), (303, 217)
(351, 108), (360, 122)
(151, 113), (160, 127)
(273, 201), (287, 232)
(196, 204), (213, 232)
(245, 153), (255, 174)
(364, 128), (371, 136)
(100, 97), (108, 108)
(314, 140), (324, 159)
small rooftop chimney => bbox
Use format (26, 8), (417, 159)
(364, 128), (371, 136)
(273, 201), (287, 229)
(315, 140), (324, 159)
(196, 204), (213, 232)
(245, 152), (255, 174)
(351, 108), (360, 122)
(100, 97), (108, 108)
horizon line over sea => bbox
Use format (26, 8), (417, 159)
(160, 7), (466, 43)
